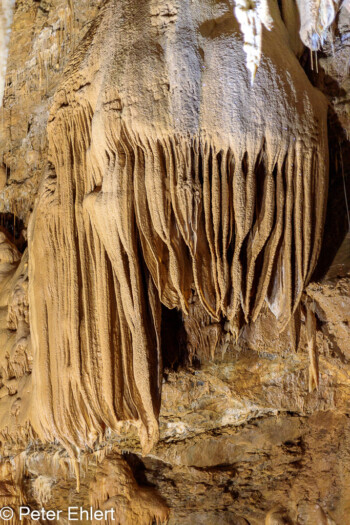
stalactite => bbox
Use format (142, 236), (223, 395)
(233, 0), (273, 83)
(232, 0), (344, 82)
(306, 301), (319, 392)
(296, 0), (342, 50)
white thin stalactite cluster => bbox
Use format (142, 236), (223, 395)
(233, 0), (344, 82)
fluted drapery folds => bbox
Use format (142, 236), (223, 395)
(29, 0), (328, 454)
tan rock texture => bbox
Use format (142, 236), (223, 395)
(29, 0), (329, 457)
(0, 0), (349, 524)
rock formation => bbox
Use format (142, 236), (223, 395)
(0, 0), (15, 105)
(29, 0), (329, 457)
(0, 0), (349, 523)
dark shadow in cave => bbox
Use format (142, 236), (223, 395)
(161, 305), (189, 372)
(312, 107), (350, 281)
(122, 452), (157, 487)
(0, 213), (27, 253)
(299, 47), (350, 281)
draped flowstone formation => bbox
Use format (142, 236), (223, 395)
(28, 0), (329, 454)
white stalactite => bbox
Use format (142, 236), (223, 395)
(233, 0), (273, 84)
(296, 0), (341, 50)
(233, 0), (343, 82)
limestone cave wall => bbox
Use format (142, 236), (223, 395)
(0, 1), (349, 524)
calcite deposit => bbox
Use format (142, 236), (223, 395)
(0, 0), (349, 524)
